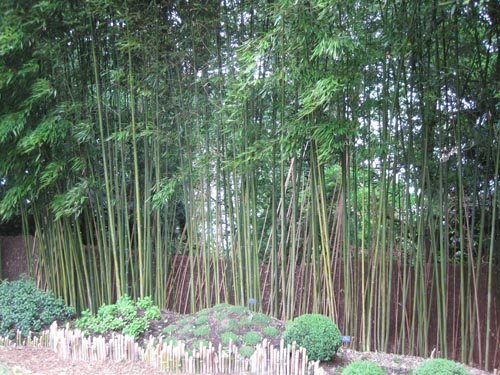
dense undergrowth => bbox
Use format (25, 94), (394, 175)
(0, 278), (74, 338)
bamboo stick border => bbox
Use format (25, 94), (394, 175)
(0, 323), (324, 375)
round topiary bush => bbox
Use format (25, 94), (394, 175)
(413, 359), (471, 375)
(283, 313), (342, 361)
(342, 360), (386, 375)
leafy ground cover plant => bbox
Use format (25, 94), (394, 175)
(342, 360), (386, 374)
(284, 313), (342, 362)
(160, 304), (284, 356)
(75, 295), (160, 338)
(0, 278), (74, 338)
(413, 358), (472, 375)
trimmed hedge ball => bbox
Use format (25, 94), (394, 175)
(342, 360), (386, 375)
(413, 358), (471, 375)
(283, 313), (342, 361)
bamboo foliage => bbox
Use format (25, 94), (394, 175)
(0, 0), (498, 370)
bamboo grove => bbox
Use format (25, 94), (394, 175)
(0, 0), (499, 370)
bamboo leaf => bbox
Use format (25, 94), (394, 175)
(51, 180), (89, 220)
(298, 77), (342, 118)
(39, 161), (65, 189)
(17, 114), (69, 153)
(0, 111), (27, 142)
(151, 177), (179, 209)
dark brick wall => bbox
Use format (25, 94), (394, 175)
(0, 236), (29, 280)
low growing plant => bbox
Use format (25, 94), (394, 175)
(251, 313), (272, 325)
(0, 278), (74, 338)
(284, 313), (342, 362)
(122, 316), (149, 338)
(195, 315), (209, 325)
(243, 331), (262, 345)
(263, 326), (280, 337)
(413, 359), (471, 375)
(75, 295), (161, 338)
(221, 331), (239, 345)
(342, 360), (386, 375)
(239, 345), (255, 358)
(191, 339), (209, 351)
(193, 325), (210, 337)
(164, 336), (178, 345)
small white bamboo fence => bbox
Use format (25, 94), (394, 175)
(0, 323), (324, 375)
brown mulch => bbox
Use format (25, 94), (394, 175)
(0, 345), (494, 375)
(322, 348), (493, 374)
(0, 346), (166, 375)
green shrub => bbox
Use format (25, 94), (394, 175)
(197, 307), (213, 316)
(239, 345), (255, 358)
(211, 304), (231, 311)
(284, 313), (341, 362)
(192, 339), (209, 350)
(163, 324), (177, 334)
(240, 317), (254, 326)
(195, 315), (209, 325)
(164, 336), (178, 345)
(214, 312), (229, 320)
(145, 305), (161, 320)
(342, 360), (386, 375)
(263, 326), (280, 338)
(178, 317), (194, 326)
(0, 278), (75, 337)
(136, 296), (154, 310)
(243, 331), (262, 345)
(228, 305), (247, 314)
(221, 331), (239, 345)
(193, 325), (210, 337)
(251, 313), (272, 325)
(122, 316), (148, 338)
(413, 359), (471, 375)
(179, 324), (193, 335)
(220, 319), (238, 332)
(75, 295), (160, 338)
